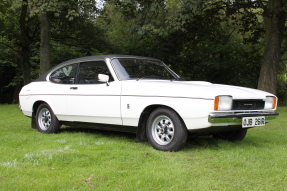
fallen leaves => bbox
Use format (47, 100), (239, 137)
(82, 174), (95, 188)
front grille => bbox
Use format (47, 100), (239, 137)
(232, 100), (265, 110)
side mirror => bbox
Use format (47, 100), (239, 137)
(98, 74), (110, 86)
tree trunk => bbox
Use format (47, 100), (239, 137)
(20, 46), (31, 85)
(19, 0), (31, 85)
(39, 12), (51, 76)
(257, 0), (285, 94)
(12, 84), (23, 104)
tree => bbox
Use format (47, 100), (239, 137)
(28, 0), (98, 75)
(257, 0), (285, 94)
(103, 0), (286, 95)
(0, 0), (39, 85)
(0, 0), (106, 103)
(38, 12), (51, 75)
(221, 0), (286, 94)
(100, 0), (263, 87)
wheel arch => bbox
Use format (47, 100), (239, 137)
(31, 101), (48, 129)
(136, 104), (187, 142)
(33, 101), (47, 113)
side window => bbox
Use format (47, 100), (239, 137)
(49, 64), (77, 84)
(78, 61), (113, 84)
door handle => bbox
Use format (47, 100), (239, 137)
(70, 87), (78, 90)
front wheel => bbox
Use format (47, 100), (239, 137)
(212, 129), (247, 142)
(146, 107), (188, 151)
(36, 103), (61, 134)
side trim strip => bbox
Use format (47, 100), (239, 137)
(121, 95), (213, 100)
(19, 94), (213, 100)
(19, 94), (66, 96)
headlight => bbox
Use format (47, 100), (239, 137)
(265, 96), (277, 109)
(214, 96), (233, 110)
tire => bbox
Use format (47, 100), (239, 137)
(146, 107), (188, 151)
(35, 103), (61, 134)
(212, 129), (247, 142)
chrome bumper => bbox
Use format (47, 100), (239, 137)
(208, 112), (279, 126)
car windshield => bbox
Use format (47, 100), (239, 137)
(111, 58), (179, 80)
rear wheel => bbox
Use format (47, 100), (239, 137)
(212, 129), (247, 142)
(146, 107), (188, 151)
(36, 103), (60, 134)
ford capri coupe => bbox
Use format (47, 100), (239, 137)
(19, 55), (279, 151)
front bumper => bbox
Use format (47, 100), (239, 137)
(208, 111), (279, 126)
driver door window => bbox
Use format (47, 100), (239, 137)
(78, 61), (113, 84)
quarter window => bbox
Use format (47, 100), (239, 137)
(50, 64), (77, 84)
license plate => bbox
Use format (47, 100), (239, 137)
(242, 116), (265, 128)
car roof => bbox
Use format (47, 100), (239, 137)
(34, 55), (161, 82)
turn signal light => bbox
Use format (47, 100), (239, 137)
(214, 96), (220, 110)
(272, 97), (278, 109)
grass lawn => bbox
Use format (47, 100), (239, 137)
(0, 104), (287, 190)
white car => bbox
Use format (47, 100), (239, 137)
(19, 55), (279, 151)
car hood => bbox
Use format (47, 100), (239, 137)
(121, 80), (275, 100)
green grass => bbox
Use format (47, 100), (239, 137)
(0, 105), (287, 190)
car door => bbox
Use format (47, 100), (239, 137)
(66, 60), (122, 125)
(47, 63), (78, 120)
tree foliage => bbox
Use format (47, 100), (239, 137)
(97, 0), (265, 88)
(0, 0), (107, 103)
(99, 0), (286, 95)
(1, 0), (287, 103)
